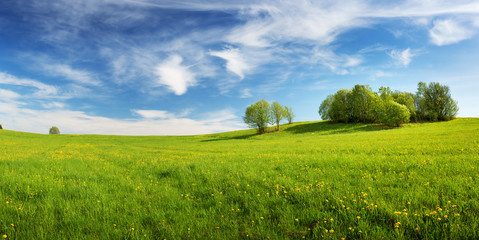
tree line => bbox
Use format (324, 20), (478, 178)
(244, 82), (458, 133)
(243, 100), (295, 133)
(318, 82), (458, 126)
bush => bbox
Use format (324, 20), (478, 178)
(49, 126), (60, 134)
(380, 100), (410, 127)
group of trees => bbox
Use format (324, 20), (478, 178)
(318, 82), (458, 127)
(243, 100), (295, 133)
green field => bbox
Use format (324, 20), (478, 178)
(1, 118), (478, 239)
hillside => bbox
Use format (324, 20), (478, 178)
(0, 118), (478, 239)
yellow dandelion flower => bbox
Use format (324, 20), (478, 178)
(444, 215), (448, 218)
(357, 216), (360, 219)
(2, 235), (6, 239)
(437, 218), (441, 221)
(324, 229), (328, 233)
(394, 211), (402, 215)
(455, 213), (460, 217)
(329, 229), (334, 233)
(330, 218), (334, 222)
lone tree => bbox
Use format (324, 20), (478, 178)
(271, 101), (286, 130)
(243, 99), (272, 134)
(284, 106), (295, 124)
(0, 124), (3, 130)
(49, 126), (60, 134)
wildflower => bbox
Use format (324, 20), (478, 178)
(324, 229), (328, 233)
(2, 235), (6, 239)
(357, 216), (360, 220)
(330, 218), (333, 222)
(394, 222), (401, 228)
(444, 215), (448, 218)
(455, 213), (460, 217)
(329, 229), (334, 233)
(394, 211), (402, 215)
(437, 218), (441, 221)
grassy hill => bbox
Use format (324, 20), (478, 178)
(1, 118), (478, 239)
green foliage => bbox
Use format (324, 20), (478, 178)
(0, 119), (478, 239)
(380, 100), (411, 127)
(284, 106), (295, 124)
(243, 99), (272, 133)
(320, 82), (458, 126)
(350, 85), (381, 123)
(271, 101), (286, 130)
(392, 91), (416, 122)
(319, 89), (353, 123)
(415, 82), (458, 121)
(49, 126), (60, 134)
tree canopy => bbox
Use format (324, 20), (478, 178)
(319, 82), (458, 126)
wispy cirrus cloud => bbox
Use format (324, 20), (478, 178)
(209, 47), (252, 79)
(0, 72), (58, 98)
(42, 64), (101, 86)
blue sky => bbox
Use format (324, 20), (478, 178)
(1, 0), (478, 135)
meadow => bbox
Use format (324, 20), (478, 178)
(0, 118), (478, 239)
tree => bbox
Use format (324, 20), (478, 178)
(350, 85), (381, 123)
(0, 124), (2, 130)
(319, 89), (352, 122)
(271, 101), (286, 130)
(415, 82), (458, 121)
(243, 99), (272, 134)
(284, 106), (295, 124)
(379, 100), (410, 127)
(49, 126), (60, 134)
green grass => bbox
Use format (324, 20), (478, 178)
(1, 118), (478, 239)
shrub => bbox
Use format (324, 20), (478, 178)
(380, 100), (410, 127)
(49, 126), (60, 134)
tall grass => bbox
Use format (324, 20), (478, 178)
(0, 118), (478, 239)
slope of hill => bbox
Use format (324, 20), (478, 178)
(1, 118), (478, 239)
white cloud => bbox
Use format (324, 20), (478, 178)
(240, 88), (252, 98)
(41, 102), (66, 109)
(132, 109), (175, 119)
(0, 72), (58, 98)
(42, 64), (101, 86)
(0, 88), (21, 99)
(155, 55), (197, 95)
(209, 47), (251, 79)
(429, 19), (474, 46)
(310, 48), (362, 74)
(0, 102), (244, 135)
(389, 48), (415, 67)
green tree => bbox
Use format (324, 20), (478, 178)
(49, 126), (60, 134)
(243, 99), (272, 134)
(392, 91), (416, 122)
(379, 100), (410, 127)
(284, 106), (295, 124)
(271, 101), (286, 130)
(415, 82), (458, 121)
(350, 85), (381, 123)
(319, 89), (353, 123)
